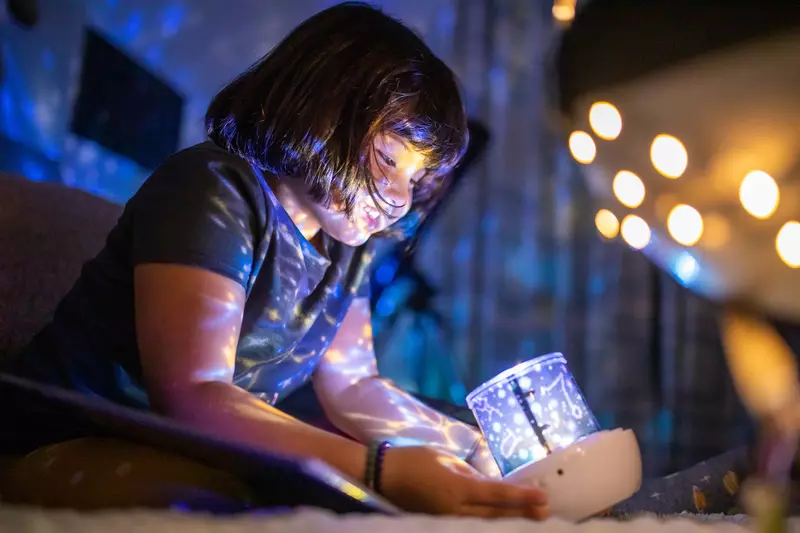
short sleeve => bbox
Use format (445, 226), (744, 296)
(128, 147), (269, 288)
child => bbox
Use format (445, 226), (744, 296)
(8, 2), (546, 519)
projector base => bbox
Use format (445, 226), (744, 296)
(504, 429), (642, 522)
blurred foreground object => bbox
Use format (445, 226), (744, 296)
(553, 1), (800, 528)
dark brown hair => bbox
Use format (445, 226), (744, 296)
(205, 2), (468, 229)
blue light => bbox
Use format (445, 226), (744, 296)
(124, 12), (143, 43)
(161, 4), (187, 38)
(0, 86), (19, 140)
(374, 259), (397, 285)
(21, 159), (45, 181)
(375, 294), (397, 317)
(673, 251), (699, 286)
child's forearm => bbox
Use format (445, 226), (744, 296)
(319, 374), (481, 459)
(160, 380), (369, 482)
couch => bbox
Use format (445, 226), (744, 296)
(0, 173), (122, 359)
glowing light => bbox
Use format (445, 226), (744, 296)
(667, 204), (704, 246)
(588, 102), (622, 140)
(674, 252), (699, 286)
(650, 134), (688, 179)
(620, 215), (651, 250)
(594, 209), (619, 239)
(776, 221), (800, 268)
(568, 131), (596, 164)
(612, 170), (645, 208)
(552, 0), (576, 22)
(739, 170), (780, 220)
(467, 353), (598, 475)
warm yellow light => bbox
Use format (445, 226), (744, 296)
(739, 170), (780, 220)
(612, 170), (645, 208)
(667, 204), (704, 246)
(776, 221), (800, 268)
(568, 131), (596, 164)
(650, 134), (688, 179)
(552, 3), (575, 22)
(589, 102), (622, 140)
(620, 215), (651, 250)
(594, 209), (619, 239)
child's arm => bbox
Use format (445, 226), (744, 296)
(134, 263), (371, 481)
(313, 297), (501, 477)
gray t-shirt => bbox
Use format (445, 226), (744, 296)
(12, 142), (372, 408)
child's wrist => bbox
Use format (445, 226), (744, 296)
(364, 441), (392, 494)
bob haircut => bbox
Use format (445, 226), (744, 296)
(206, 2), (468, 238)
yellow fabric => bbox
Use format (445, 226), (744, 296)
(1, 438), (255, 511)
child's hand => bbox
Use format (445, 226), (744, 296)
(380, 446), (548, 519)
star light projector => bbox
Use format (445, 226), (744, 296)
(467, 354), (642, 521)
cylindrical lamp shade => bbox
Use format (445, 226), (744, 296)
(467, 353), (599, 475)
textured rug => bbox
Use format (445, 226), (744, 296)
(0, 508), (770, 533)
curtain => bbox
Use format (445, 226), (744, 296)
(386, 0), (751, 476)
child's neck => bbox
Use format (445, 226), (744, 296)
(266, 176), (322, 242)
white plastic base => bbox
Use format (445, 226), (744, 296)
(503, 429), (642, 522)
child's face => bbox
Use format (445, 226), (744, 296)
(310, 133), (428, 246)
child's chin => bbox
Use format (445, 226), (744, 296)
(330, 231), (370, 247)
(344, 234), (371, 247)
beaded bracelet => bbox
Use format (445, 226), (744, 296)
(365, 441), (392, 494)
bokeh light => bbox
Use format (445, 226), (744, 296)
(589, 102), (622, 140)
(650, 134), (688, 179)
(667, 204), (704, 246)
(673, 251), (699, 286)
(620, 215), (651, 250)
(612, 170), (645, 208)
(552, 2), (575, 23)
(739, 170), (780, 220)
(568, 131), (596, 164)
(595, 209), (619, 239)
(776, 221), (800, 268)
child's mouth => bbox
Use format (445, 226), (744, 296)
(363, 204), (382, 229)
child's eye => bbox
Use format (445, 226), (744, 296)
(378, 151), (396, 168)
